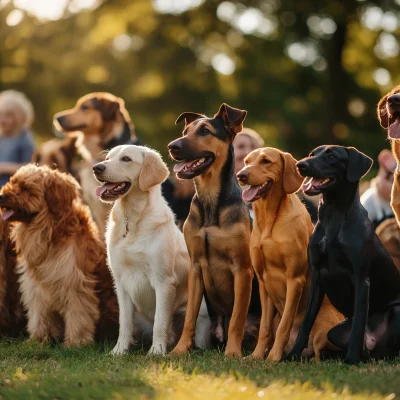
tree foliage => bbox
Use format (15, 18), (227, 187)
(0, 0), (399, 167)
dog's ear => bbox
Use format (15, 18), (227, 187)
(346, 147), (373, 182)
(377, 94), (390, 128)
(44, 171), (80, 215)
(215, 103), (247, 138)
(93, 97), (120, 121)
(281, 152), (304, 194)
(175, 112), (205, 127)
(139, 150), (169, 191)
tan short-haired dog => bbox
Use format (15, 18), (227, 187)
(237, 147), (343, 360)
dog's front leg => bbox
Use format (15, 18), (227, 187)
(345, 279), (370, 365)
(149, 281), (177, 355)
(226, 268), (253, 358)
(170, 266), (204, 355)
(112, 283), (135, 355)
(283, 229), (325, 361)
(20, 275), (53, 343)
(251, 278), (276, 359)
(268, 265), (305, 361)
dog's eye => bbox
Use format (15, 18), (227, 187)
(121, 156), (132, 162)
(328, 154), (336, 160)
(261, 159), (270, 164)
(80, 105), (89, 111)
(199, 127), (210, 135)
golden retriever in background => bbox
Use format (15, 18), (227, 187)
(0, 165), (119, 346)
(53, 92), (139, 235)
(93, 145), (210, 355)
(0, 218), (26, 336)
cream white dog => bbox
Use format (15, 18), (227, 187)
(93, 145), (210, 355)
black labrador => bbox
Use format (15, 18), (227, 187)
(285, 145), (400, 364)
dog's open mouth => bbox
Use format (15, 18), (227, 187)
(302, 177), (335, 195)
(241, 181), (272, 202)
(1, 209), (14, 221)
(173, 156), (214, 179)
(95, 182), (131, 200)
(1, 208), (37, 222)
(388, 116), (400, 139)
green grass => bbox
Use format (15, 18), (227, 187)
(0, 340), (398, 400)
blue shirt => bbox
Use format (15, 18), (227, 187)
(0, 129), (35, 187)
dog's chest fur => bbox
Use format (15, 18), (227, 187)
(184, 194), (251, 315)
(107, 197), (189, 321)
(13, 223), (97, 313)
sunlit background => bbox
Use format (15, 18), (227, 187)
(1, 0), (400, 165)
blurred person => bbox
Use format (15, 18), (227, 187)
(361, 149), (395, 228)
(234, 127), (264, 174)
(233, 128), (264, 219)
(0, 90), (35, 187)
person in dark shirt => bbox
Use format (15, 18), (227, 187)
(0, 90), (35, 187)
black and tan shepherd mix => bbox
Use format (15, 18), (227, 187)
(168, 103), (260, 357)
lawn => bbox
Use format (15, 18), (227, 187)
(0, 340), (398, 400)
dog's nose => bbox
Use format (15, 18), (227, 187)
(93, 163), (106, 173)
(388, 94), (400, 106)
(296, 161), (309, 175)
(168, 140), (182, 154)
(0, 194), (6, 203)
(237, 170), (249, 183)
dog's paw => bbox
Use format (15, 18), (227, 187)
(224, 347), (243, 358)
(250, 348), (266, 360)
(267, 346), (283, 362)
(148, 345), (167, 356)
(111, 343), (129, 355)
(344, 356), (360, 366)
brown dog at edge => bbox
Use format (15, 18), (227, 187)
(237, 147), (343, 361)
(168, 104), (260, 357)
(377, 85), (400, 228)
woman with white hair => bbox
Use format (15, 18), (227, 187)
(0, 90), (35, 187)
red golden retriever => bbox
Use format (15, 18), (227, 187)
(0, 165), (118, 346)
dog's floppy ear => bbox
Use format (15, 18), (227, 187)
(377, 94), (390, 129)
(93, 97), (120, 121)
(281, 152), (304, 194)
(175, 112), (205, 127)
(44, 171), (80, 215)
(215, 103), (247, 137)
(346, 147), (373, 182)
(139, 150), (169, 191)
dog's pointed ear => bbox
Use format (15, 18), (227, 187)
(93, 97), (120, 121)
(44, 171), (80, 215)
(139, 150), (169, 191)
(346, 147), (373, 182)
(175, 112), (204, 127)
(281, 152), (304, 194)
(215, 103), (247, 137)
(377, 94), (390, 128)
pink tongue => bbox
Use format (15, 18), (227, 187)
(242, 186), (261, 202)
(388, 120), (400, 139)
(95, 182), (120, 197)
(173, 161), (194, 173)
(302, 178), (323, 192)
(1, 209), (14, 221)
